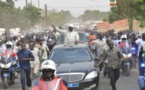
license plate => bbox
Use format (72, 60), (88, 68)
(49, 39), (52, 41)
(67, 83), (79, 88)
(125, 62), (130, 66)
(3, 73), (10, 77)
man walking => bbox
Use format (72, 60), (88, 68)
(97, 41), (123, 90)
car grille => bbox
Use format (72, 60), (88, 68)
(57, 73), (85, 82)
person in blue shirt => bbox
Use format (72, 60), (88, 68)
(17, 43), (34, 90)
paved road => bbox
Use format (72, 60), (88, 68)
(0, 69), (139, 90)
(98, 69), (139, 90)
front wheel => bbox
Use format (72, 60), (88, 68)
(4, 78), (9, 89)
(125, 66), (130, 76)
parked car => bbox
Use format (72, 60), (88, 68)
(49, 44), (99, 90)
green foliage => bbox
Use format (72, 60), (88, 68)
(79, 10), (109, 22)
(0, 1), (41, 29)
(109, 0), (145, 28)
(23, 4), (41, 26)
(6, 0), (14, 8)
(0, 0), (72, 29)
(47, 10), (73, 26)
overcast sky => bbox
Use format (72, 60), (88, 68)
(14, 0), (110, 17)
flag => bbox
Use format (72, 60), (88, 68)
(110, 0), (115, 6)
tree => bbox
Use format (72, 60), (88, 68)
(109, 0), (145, 28)
(6, 0), (15, 8)
(46, 10), (73, 26)
(79, 10), (109, 22)
(23, 4), (41, 26)
(0, 1), (42, 30)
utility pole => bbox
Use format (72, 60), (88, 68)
(25, 0), (28, 6)
(38, 0), (40, 8)
(45, 4), (48, 28)
(31, 0), (32, 5)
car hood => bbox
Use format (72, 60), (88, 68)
(56, 61), (94, 74)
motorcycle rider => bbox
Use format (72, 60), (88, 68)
(118, 34), (131, 48)
(32, 60), (68, 90)
(1, 41), (18, 80)
(118, 34), (132, 73)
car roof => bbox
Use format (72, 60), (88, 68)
(53, 44), (88, 50)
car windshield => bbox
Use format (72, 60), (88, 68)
(50, 48), (91, 63)
(58, 32), (87, 43)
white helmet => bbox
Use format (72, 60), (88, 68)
(6, 41), (13, 46)
(41, 60), (56, 71)
(121, 34), (127, 39)
(68, 24), (74, 28)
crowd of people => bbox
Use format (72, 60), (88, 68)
(0, 24), (144, 90)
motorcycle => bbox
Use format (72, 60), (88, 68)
(120, 41), (132, 76)
(0, 51), (18, 89)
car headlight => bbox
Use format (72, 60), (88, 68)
(85, 71), (98, 80)
(0, 63), (11, 68)
(127, 53), (132, 58)
(123, 54), (127, 58)
(0, 63), (4, 68)
(141, 63), (145, 68)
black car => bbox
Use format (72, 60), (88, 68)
(57, 30), (88, 44)
(49, 44), (99, 90)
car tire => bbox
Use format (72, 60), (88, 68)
(91, 75), (100, 90)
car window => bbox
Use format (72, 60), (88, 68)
(79, 33), (87, 42)
(50, 48), (91, 63)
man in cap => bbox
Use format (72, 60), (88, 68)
(96, 40), (123, 90)
(52, 24), (79, 46)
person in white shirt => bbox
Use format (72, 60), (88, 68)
(29, 42), (40, 79)
(93, 33), (106, 71)
(93, 33), (106, 58)
(135, 33), (145, 75)
(100, 39), (111, 78)
(40, 38), (49, 60)
(53, 29), (60, 40)
(52, 24), (79, 46)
